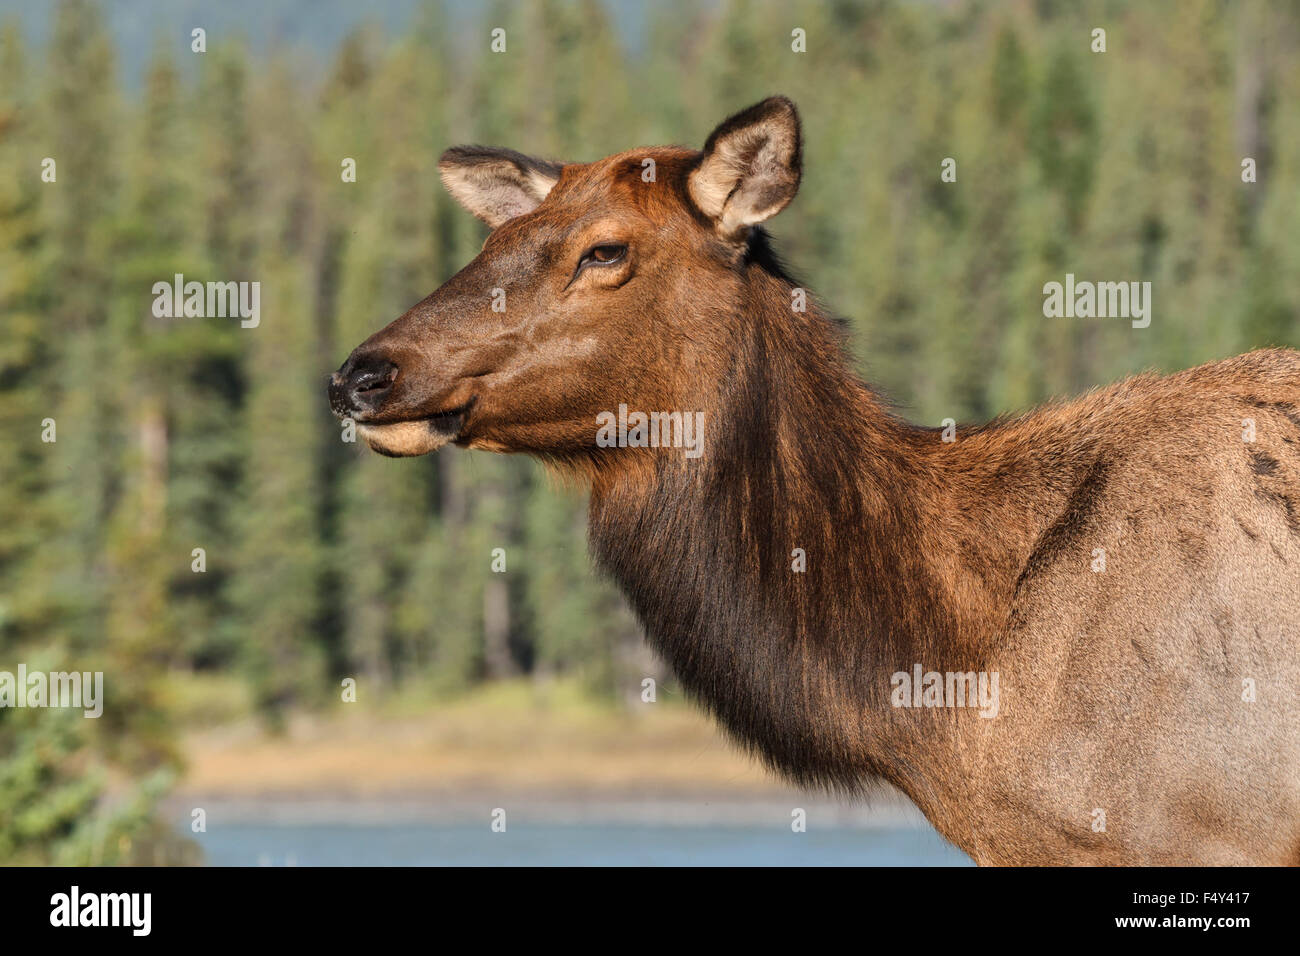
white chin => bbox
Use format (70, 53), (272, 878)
(356, 421), (452, 457)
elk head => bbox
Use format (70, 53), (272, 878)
(328, 96), (803, 466)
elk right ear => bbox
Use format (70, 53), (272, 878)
(438, 146), (563, 229)
(689, 96), (802, 241)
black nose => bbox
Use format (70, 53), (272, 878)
(329, 355), (398, 418)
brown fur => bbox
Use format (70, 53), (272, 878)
(330, 98), (1300, 865)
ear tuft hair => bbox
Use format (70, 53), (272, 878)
(688, 96), (802, 240)
(438, 146), (564, 229)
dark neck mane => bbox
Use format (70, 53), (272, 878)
(587, 239), (1016, 813)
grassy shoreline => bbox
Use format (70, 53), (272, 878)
(168, 678), (924, 827)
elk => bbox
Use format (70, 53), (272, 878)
(329, 97), (1300, 865)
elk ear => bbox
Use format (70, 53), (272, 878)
(438, 146), (563, 229)
(689, 96), (802, 240)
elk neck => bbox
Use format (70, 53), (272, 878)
(584, 234), (1050, 819)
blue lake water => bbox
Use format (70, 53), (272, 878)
(190, 822), (973, 866)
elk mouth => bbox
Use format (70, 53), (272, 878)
(425, 400), (473, 436)
(355, 398), (475, 458)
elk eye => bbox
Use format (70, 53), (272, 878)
(579, 243), (627, 270)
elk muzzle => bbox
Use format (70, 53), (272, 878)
(329, 346), (475, 457)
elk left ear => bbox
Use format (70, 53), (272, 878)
(689, 96), (802, 240)
(438, 146), (563, 229)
